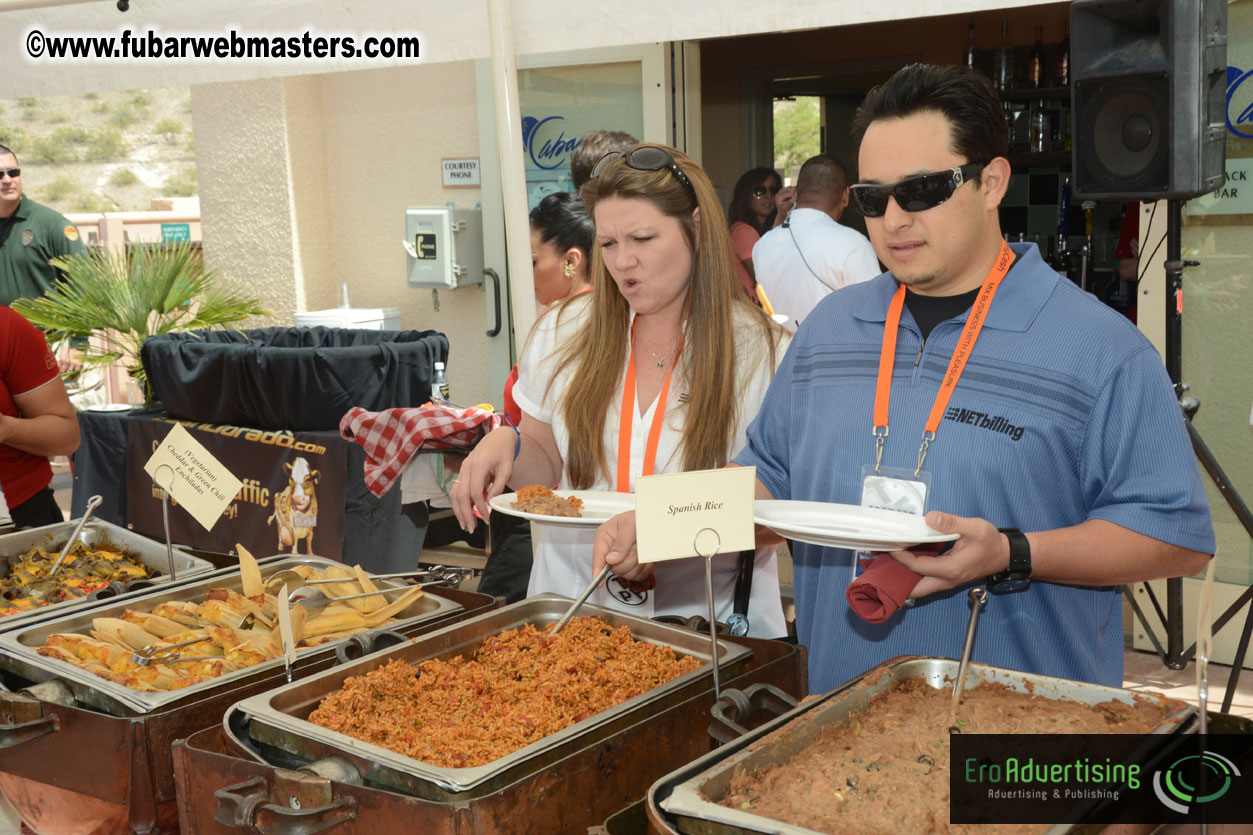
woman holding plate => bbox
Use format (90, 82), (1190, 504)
(450, 144), (789, 637)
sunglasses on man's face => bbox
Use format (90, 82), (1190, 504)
(849, 163), (985, 218)
(0, 168), (20, 180)
(752, 184), (781, 198)
(591, 146), (698, 204)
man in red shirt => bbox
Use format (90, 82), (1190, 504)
(0, 306), (79, 527)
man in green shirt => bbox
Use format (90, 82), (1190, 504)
(0, 144), (86, 308)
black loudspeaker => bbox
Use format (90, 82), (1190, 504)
(1071, 0), (1227, 200)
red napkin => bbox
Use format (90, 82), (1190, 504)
(846, 555), (923, 623)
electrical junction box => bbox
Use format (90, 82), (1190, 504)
(405, 206), (484, 289)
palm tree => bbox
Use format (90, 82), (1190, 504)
(12, 241), (271, 394)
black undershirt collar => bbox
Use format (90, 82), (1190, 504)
(904, 287), (981, 341)
(903, 251), (1021, 341)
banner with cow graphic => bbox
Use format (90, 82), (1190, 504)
(125, 416), (348, 559)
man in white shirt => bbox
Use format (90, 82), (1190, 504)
(752, 155), (881, 333)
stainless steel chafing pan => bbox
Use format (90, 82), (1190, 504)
(0, 519), (214, 633)
(0, 556), (461, 716)
(655, 657), (1196, 835)
(231, 594), (753, 801)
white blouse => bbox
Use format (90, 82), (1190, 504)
(512, 295), (790, 637)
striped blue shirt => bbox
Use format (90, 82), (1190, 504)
(735, 243), (1214, 694)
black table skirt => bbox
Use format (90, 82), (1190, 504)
(71, 406), (430, 574)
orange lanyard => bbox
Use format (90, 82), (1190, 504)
(617, 319), (684, 493)
(872, 241), (1015, 476)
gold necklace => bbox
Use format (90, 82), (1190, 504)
(638, 339), (679, 367)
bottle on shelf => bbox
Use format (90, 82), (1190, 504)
(1030, 100), (1050, 153)
(1028, 25), (1045, 88)
(432, 361), (450, 403)
(1056, 19), (1071, 87)
(1055, 177), (1072, 273)
(963, 23), (977, 72)
(1050, 102), (1064, 149)
(994, 20), (1014, 91)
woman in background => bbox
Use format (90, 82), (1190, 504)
(480, 191), (595, 603)
(726, 167), (790, 303)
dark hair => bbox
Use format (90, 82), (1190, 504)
(0, 144), (15, 164)
(529, 191), (595, 260)
(569, 130), (638, 190)
(727, 167), (781, 233)
(795, 155), (849, 208)
(851, 64), (1008, 182)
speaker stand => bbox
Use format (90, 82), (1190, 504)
(1124, 201), (1253, 709)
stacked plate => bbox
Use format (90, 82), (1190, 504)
(753, 501), (958, 551)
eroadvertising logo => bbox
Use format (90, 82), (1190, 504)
(950, 733), (1251, 826)
(1152, 750), (1241, 814)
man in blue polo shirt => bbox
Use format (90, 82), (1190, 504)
(593, 64), (1212, 695)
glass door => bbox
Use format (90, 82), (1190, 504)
(475, 43), (698, 402)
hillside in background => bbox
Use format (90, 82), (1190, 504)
(0, 86), (195, 215)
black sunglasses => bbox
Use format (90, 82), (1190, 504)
(0, 168), (20, 179)
(591, 146), (698, 204)
(752, 184), (781, 197)
(849, 163), (985, 218)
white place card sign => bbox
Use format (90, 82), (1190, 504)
(143, 423), (244, 531)
(635, 466), (756, 563)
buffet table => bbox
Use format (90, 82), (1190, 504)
(71, 406), (431, 574)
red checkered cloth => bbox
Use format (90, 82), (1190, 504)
(340, 404), (503, 498)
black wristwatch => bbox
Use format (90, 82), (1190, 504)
(988, 528), (1031, 594)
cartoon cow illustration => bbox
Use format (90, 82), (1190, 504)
(268, 457), (319, 554)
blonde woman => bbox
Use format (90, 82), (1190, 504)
(451, 145), (789, 636)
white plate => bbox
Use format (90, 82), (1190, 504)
(489, 490), (634, 527)
(754, 500), (959, 551)
(84, 403), (136, 412)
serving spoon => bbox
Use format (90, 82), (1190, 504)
(948, 586), (988, 733)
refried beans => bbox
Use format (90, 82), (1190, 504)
(717, 675), (1184, 834)
(307, 616), (700, 768)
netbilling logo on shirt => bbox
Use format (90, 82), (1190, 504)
(943, 406), (1025, 442)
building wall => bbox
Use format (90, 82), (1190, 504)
(284, 74), (336, 315)
(192, 78), (302, 319)
(191, 60), (495, 406)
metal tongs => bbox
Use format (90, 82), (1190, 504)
(286, 585), (419, 618)
(948, 586), (988, 732)
(264, 565), (472, 595)
(46, 495), (103, 577)
(130, 636), (219, 667)
(550, 565), (613, 636)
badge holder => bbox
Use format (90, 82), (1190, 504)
(151, 463), (180, 583)
(853, 463), (932, 584)
(695, 526), (724, 701)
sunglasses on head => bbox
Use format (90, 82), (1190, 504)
(591, 145), (698, 204)
(0, 168), (20, 179)
(849, 163), (985, 218)
(752, 184), (781, 198)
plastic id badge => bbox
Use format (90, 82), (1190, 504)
(852, 465), (932, 583)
